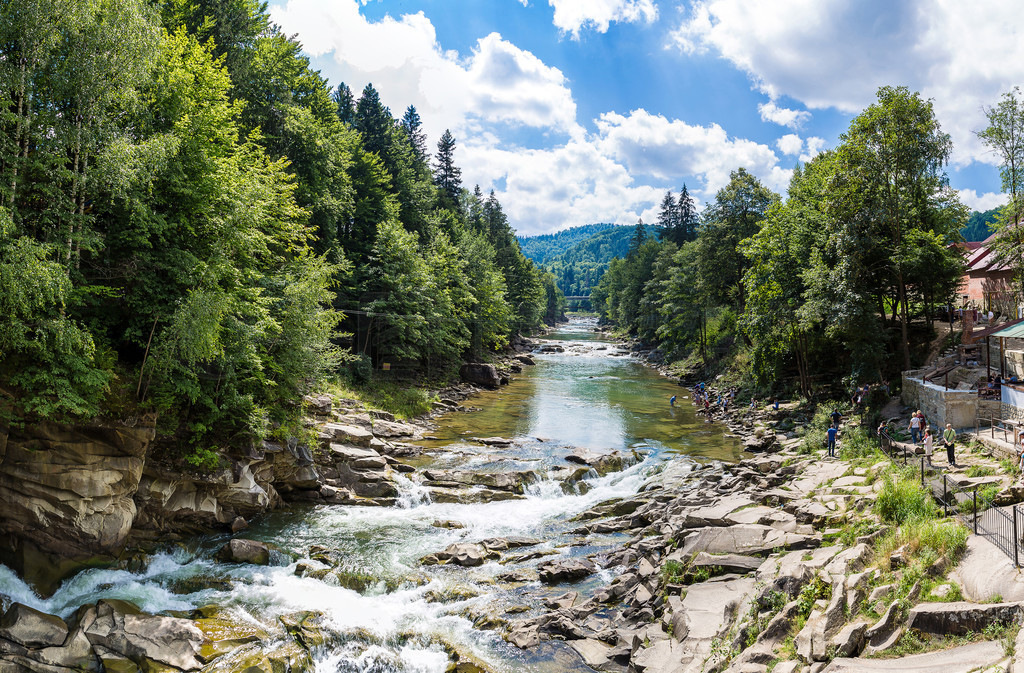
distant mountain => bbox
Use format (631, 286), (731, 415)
(517, 223), (618, 266)
(518, 223), (658, 297)
(961, 207), (1001, 242)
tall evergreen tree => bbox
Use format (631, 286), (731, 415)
(354, 83), (392, 159)
(629, 218), (647, 254)
(678, 184), (698, 242)
(657, 191), (679, 242)
(401, 105), (428, 165)
(333, 82), (355, 125)
(434, 129), (462, 211)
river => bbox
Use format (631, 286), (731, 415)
(0, 319), (742, 672)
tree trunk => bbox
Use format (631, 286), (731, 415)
(898, 273), (911, 371)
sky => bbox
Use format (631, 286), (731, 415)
(269, 0), (1022, 236)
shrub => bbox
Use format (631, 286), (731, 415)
(874, 472), (938, 524)
(876, 518), (969, 570)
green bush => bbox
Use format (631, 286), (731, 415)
(876, 518), (969, 570)
(874, 472), (938, 524)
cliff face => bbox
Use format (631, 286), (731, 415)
(0, 419), (156, 592)
(0, 395), (427, 596)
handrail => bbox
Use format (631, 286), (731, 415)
(878, 427), (1021, 567)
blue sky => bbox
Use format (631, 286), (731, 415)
(269, 0), (1017, 236)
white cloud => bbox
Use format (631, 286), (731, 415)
(776, 134), (803, 156)
(759, 101), (810, 129)
(270, 0), (580, 143)
(270, 1), (795, 235)
(549, 0), (658, 39)
(593, 109), (781, 193)
(668, 0), (1024, 168)
(958, 189), (1007, 212)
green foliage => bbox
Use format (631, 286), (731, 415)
(0, 209), (112, 418)
(797, 576), (831, 617)
(961, 208), (1001, 242)
(0, 0), (552, 456)
(184, 446), (222, 472)
(874, 471), (938, 524)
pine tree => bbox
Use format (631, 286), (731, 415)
(657, 191), (679, 243)
(332, 82), (355, 125)
(434, 129), (462, 210)
(354, 83), (392, 159)
(401, 105), (428, 165)
(678, 184), (698, 242)
(629, 218), (647, 254)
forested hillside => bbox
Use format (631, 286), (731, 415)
(520, 222), (657, 297)
(0, 0), (563, 466)
(593, 87), (978, 395)
(961, 207), (1001, 241)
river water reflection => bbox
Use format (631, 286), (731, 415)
(424, 319), (743, 464)
(0, 319), (742, 673)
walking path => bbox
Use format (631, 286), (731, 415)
(884, 433), (1021, 571)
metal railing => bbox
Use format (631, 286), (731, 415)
(974, 417), (1017, 445)
(879, 427), (1023, 567)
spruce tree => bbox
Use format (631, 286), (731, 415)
(333, 82), (355, 125)
(629, 218), (647, 254)
(434, 129), (462, 210)
(678, 184), (698, 242)
(401, 105), (428, 165)
(354, 83), (392, 159)
(657, 190), (679, 243)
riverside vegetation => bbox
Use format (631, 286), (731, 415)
(4, 348), (1024, 673)
(0, 0), (565, 471)
(591, 85), (1024, 400)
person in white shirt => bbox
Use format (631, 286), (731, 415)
(909, 412), (922, 444)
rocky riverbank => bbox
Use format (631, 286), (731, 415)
(1, 424), (1017, 673)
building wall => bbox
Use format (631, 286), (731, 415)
(902, 373), (978, 430)
(965, 272), (1015, 314)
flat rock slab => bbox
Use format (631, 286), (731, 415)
(725, 505), (797, 531)
(789, 462), (849, 496)
(322, 423), (373, 446)
(682, 495), (755, 526)
(951, 535), (1024, 603)
(908, 601), (1024, 636)
(822, 640), (1005, 672)
(691, 552), (762, 574)
(680, 524), (818, 558)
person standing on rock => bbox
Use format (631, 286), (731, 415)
(830, 409), (842, 429)
(923, 426), (934, 467)
(909, 411), (922, 444)
(826, 424), (838, 458)
(942, 423), (959, 468)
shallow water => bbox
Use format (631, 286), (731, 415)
(0, 318), (741, 672)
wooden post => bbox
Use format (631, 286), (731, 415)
(1002, 336), (1006, 379)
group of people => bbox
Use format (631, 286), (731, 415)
(675, 382), (739, 417)
(906, 409), (959, 468)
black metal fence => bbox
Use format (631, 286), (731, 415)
(879, 428), (1024, 567)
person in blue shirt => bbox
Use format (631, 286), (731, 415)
(826, 425), (838, 457)
(670, 395), (676, 407)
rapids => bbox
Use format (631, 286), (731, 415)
(0, 318), (741, 672)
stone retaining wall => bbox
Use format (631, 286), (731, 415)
(901, 374), (978, 430)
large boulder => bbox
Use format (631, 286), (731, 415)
(908, 601), (1024, 636)
(459, 364), (501, 388)
(538, 558), (596, 584)
(0, 604), (68, 648)
(81, 600), (204, 671)
(218, 539), (272, 565)
(0, 418), (156, 594)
